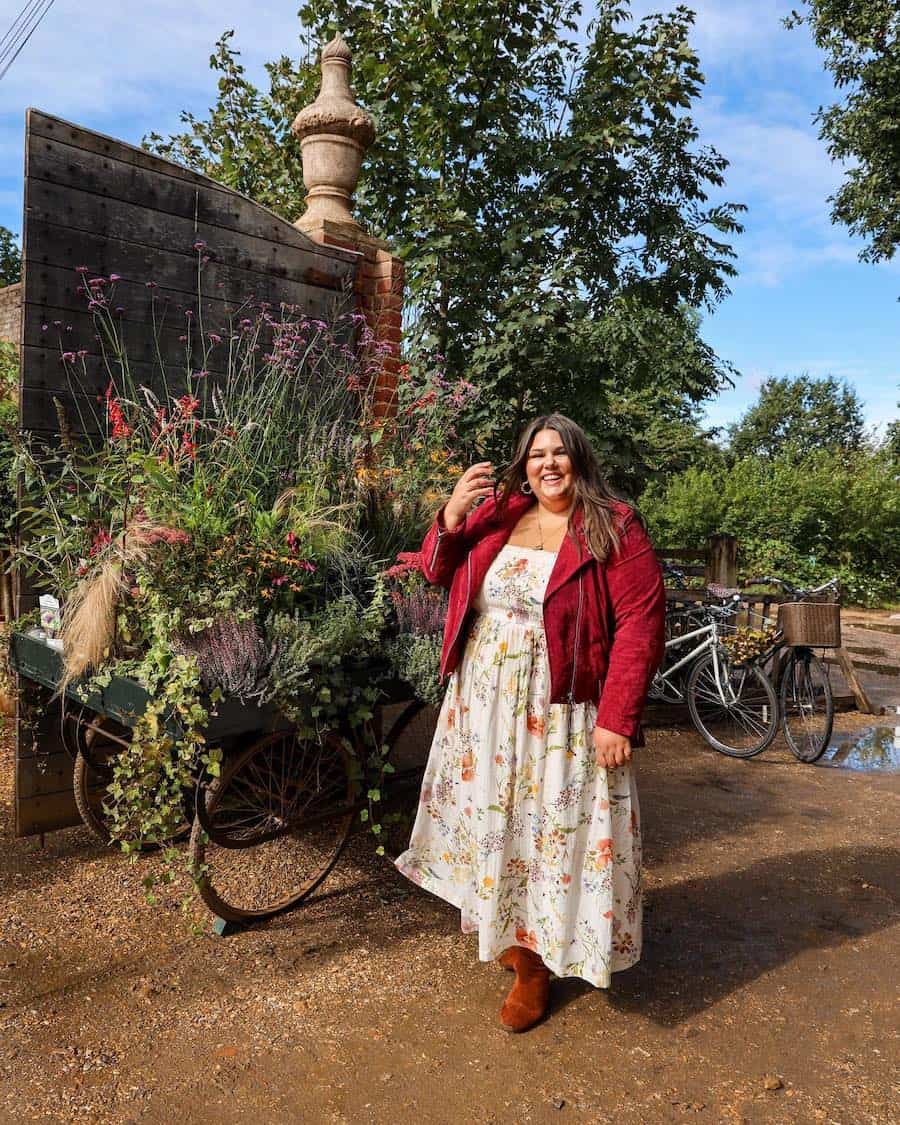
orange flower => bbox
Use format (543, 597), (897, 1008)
(447, 708), (455, 729)
(461, 751), (475, 782)
(526, 713), (545, 737)
(595, 838), (614, 868)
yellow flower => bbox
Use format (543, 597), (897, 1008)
(482, 876), (494, 888)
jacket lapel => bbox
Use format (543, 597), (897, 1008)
(544, 507), (594, 601)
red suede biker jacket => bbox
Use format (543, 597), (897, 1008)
(419, 491), (667, 748)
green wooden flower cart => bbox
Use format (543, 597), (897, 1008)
(11, 631), (434, 932)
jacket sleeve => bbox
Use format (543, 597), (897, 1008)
(595, 513), (667, 739)
(419, 503), (470, 589)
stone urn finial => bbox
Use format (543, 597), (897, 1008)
(292, 33), (375, 233)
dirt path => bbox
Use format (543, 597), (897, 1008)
(1, 708), (898, 1125)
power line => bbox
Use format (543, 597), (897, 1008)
(0, 0), (44, 56)
(0, 0), (54, 76)
(0, 0), (55, 83)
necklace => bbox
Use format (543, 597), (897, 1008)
(534, 501), (575, 550)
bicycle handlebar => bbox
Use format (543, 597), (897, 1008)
(744, 574), (840, 600)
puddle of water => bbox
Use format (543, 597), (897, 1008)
(818, 726), (900, 771)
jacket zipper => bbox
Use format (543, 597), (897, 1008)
(441, 551), (472, 680)
(568, 571), (584, 703)
(429, 526), (445, 572)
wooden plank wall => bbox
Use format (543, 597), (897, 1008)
(16, 109), (361, 837)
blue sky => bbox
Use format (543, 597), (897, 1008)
(0, 1), (897, 438)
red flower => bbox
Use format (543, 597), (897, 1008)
(175, 394), (200, 417)
(89, 529), (111, 557)
(383, 551), (423, 579)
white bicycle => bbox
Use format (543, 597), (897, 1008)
(651, 590), (780, 759)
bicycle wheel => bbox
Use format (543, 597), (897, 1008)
(686, 648), (778, 758)
(779, 648), (834, 763)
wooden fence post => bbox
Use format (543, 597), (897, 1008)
(705, 534), (738, 588)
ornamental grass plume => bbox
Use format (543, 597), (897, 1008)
(58, 521), (189, 691)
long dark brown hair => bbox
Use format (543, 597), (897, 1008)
(496, 413), (641, 562)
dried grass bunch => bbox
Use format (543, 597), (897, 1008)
(58, 522), (189, 691)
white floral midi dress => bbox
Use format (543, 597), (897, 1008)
(395, 543), (642, 988)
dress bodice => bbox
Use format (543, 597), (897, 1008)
(472, 544), (558, 625)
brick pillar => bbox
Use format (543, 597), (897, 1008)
(303, 219), (404, 420)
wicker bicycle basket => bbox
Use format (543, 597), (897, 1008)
(777, 601), (842, 648)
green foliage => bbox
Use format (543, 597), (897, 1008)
(786, 2), (900, 262)
(727, 375), (866, 462)
(382, 633), (443, 707)
(641, 444), (900, 606)
(263, 589), (389, 736)
(0, 227), (20, 287)
(147, 0), (744, 460)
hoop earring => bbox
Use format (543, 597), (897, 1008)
(520, 480), (533, 495)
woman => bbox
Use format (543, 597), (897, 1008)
(394, 413), (667, 1032)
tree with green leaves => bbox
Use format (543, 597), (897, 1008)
(0, 227), (20, 287)
(727, 374), (866, 462)
(786, 2), (900, 262)
(149, 0), (744, 465)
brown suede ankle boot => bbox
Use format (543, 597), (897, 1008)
(499, 947), (551, 1032)
(498, 947), (517, 972)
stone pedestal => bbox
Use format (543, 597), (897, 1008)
(292, 35), (403, 419)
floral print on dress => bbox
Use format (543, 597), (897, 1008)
(395, 544), (642, 989)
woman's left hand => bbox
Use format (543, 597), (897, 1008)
(593, 726), (632, 769)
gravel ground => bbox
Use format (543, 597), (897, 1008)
(1, 704), (898, 1125)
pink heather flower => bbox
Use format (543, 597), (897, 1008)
(60, 351), (76, 363)
(88, 277), (106, 287)
(146, 281), (158, 289)
(208, 333), (221, 344)
(75, 265), (89, 273)
(193, 240), (206, 251)
(192, 369), (208, 379)
(109, 273), (121, 282)
(184, 309), (194, 319)
(41, 324), (47, 331)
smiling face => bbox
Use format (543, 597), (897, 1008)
(524, 428), (576, 506)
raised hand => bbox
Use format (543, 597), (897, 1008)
(444, 462), (495, 530)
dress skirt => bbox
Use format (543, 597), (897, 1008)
(394, 544), (642, 988)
